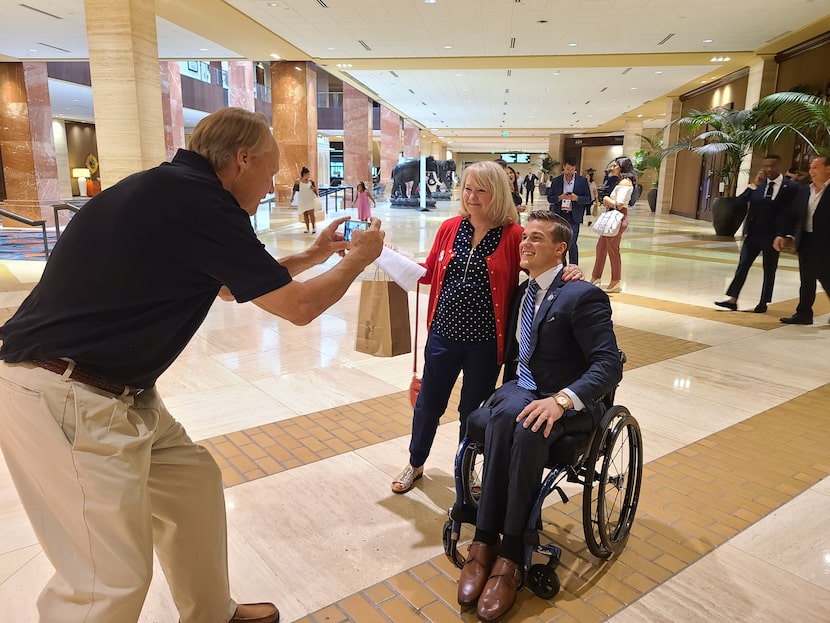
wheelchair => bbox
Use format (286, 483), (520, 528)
(442, 353), (643, 600)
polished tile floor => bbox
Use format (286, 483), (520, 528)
(0, 194), (828, 622)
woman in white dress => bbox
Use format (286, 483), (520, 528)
(297, 167), (318, 234)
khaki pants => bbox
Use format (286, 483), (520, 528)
(0, 362), (236, 623)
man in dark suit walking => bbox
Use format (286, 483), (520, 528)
(775, 154), (830, 324)
(455, 211), (622, 622)
(547, 159), (592, 264)
(715, 154), (800, 313)
(523, 170), (539, 204)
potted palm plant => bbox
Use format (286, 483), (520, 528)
(753, 90), (830, 154)
(632, 134), (663, 212)
(664, 106), (769, 236)
(537, 155), (560, 196)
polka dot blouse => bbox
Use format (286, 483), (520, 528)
(431, 218), (503, 342)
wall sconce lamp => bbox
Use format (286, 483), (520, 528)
(72, 168), (91, 197)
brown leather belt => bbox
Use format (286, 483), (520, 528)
(31, 359), (144, 397)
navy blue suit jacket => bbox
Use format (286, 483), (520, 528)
(737, 177), (800, 239)
(503, 272), (622, 425)
(547, 174), (592, 224)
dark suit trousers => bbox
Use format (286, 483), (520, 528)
(796, 232), (830, 316)
(557, 209), (580, 265)
(409, 333), (500, 468)
(725, 235), (780, 304)
(474, 380), (593, 537)
(525, 186), (535, 204)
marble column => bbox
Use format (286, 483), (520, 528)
(403, 120), (420, 158)
(52, 119), (72, 199)
(546, 134), (565, 186)
(738, 55), (779, 189)
(160, 61), (185, 161)
(623, 119), (644, 159)
(343, 83), (371, 189)
(271, 61), (317, 195)
(228, 61), (255, 111)
(658, 97), (683, 215)
(379, 105), (402, 197)
(85, 0), (166, 188)
(0, 62), (60, 222)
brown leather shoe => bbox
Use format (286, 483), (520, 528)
(476, 557), (523, 622)
(230, 602), (279, 623)
(457, 540), (500, 608)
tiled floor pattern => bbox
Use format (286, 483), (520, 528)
(611, 293), (830, 330)
(294, 383), (830, 623)
(201, 326), (708, 488)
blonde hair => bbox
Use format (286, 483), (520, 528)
(459, 161), (519, 226)
(188, 108), (275, 171)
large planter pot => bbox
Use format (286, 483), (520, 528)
(647, 187), (658, 212)
(711, 196), (747, 237)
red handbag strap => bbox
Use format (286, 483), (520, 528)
(413, 283), (419, 374)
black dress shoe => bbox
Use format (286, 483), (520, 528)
(753, 304), (767, 313)
(715, 300), (737, 311)
(780, 314), (813, 325)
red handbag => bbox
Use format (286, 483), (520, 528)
(409, 283), (421, 408)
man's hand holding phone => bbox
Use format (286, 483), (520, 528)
(345, 217), (384, 265)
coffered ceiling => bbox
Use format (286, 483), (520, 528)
(1, 0), (828, 152)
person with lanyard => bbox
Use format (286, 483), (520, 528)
(391, 161), (584, 494)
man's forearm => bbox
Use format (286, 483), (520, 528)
(277, 248), (324, 278)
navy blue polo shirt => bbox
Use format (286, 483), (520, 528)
(0, 149), (291, 388)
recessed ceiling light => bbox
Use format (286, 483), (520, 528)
(630, 87), (638, 90)
(444, 45), (453, 49)
(29, 48), (37, 52)
(567, 42), (578, 47)
(424, 0), (436, 3)
(637, 114), (643, 118)
(199, 48), (208, 52)
(654, 70), (663, 75)
(702, 39), (713, 43)
(270, 53), (281, 59)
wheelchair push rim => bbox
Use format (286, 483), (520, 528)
(583, 405), (643, 558)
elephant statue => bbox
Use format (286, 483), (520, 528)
(435, 159), (456, 192)
(391, 156), (437, 199)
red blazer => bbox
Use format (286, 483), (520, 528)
(419, 215), (523, 365)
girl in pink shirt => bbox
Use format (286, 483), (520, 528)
(353, 181), (376, 220)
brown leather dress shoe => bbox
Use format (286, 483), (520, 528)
(476, 557), (523, 622)
(457, 540), (500, 608)
(230, 602), (279, 623)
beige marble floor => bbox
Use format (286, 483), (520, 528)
(0, 196), (828, 622)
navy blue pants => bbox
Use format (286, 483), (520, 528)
(725, 235), (779, 304)
(409, 333), (500, 468)
(473, 381), (594, 536)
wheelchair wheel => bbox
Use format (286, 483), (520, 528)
(526, 564), (560, 599)
(460, 442), (485, 508)
(582, 406), (643, 558)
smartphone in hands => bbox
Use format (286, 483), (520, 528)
(343, 219), (369, 242)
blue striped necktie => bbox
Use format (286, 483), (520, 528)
(517, 279), (540, 390)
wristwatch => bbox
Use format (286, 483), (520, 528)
(554, 393), (571, 410)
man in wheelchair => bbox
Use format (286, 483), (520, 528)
(457, 211), (623, 621)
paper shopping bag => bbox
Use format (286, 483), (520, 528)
(355, 280), (412, 357)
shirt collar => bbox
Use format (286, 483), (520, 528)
(530, 263), (564, 293)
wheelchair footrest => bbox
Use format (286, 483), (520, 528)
(534, 545), (562, 568)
